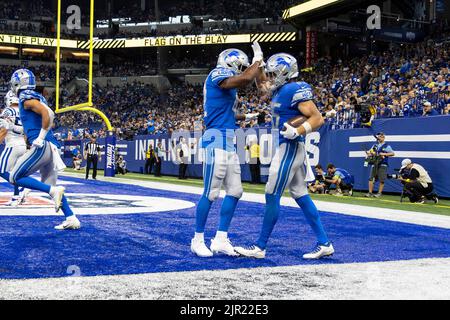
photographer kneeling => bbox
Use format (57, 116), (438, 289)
(398, 159), (439, 204)
(325, 164), (354, 196)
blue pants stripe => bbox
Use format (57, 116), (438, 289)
(203, 148), (215, 198)
(278, 143), (298, 195)
(12, 144), (46, 182)
(0, 147), (12, 173)
(275, 143), (297, 195)
(273, 144), (290, 194)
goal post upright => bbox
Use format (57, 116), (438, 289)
(55, 0), (116, 177)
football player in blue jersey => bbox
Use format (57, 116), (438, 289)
(2, 69), (80, 230)
(191, 43), (265, 257)
(235, 53), (334, 259)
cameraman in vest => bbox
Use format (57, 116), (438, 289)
(398, 159), (438, 204)
(365, 132), (395, 198)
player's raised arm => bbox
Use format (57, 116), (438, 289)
(219, 42), (265, 90)
(23, 98), (55, 148)
(220, 61), (264, 89)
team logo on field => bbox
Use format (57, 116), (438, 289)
(0, 193), (195, 216)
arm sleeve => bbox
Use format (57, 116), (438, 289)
(384, 145), (394, 153)
(210, 68), (235, 87)
(291, 84), (314, 108)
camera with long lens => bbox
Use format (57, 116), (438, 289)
(387, 168), (409, 180)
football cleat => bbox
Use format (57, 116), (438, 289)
(4, 198), (19, 207)
(210, 237), (239, 256)
(234, 245), (266, 259)
(191, 238), (213, 257)
(54, 216), (81, 230)
(51, 186), (65, 212)
(18, 189), (30, 205)
(303, 243), (334, 260)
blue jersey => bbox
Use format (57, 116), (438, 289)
(202, 67), (237, 150)
(331, 80), (343, 96)
(271, 81), (314, 145)
(334, 168), (352, 185)
(18, 89), (59, 147)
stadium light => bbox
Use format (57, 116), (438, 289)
(282, 0), (342, 20)
(22, 48), (45, 54)
(0, 46), (18, 52)
(71, 51), (90, 57)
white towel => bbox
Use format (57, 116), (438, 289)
(50, 142), (66, 172)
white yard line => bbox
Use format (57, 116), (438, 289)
(61, 172), (450, 229)
(1, 257), (449, 300)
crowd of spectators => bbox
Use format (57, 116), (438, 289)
(96, 0), (297, 23)
(0, 31), (448, 141)
(0, 0), (51, 21)
(0, 0), (287, 39)
(54, 35), (449, 140)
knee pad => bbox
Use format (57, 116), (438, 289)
(226, 185), (243, 200)
(207, 188), (220, 202)
(289, 188), (308, 199)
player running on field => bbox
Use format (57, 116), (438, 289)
(0, 90), (30, 206)
(191, 42), (265, 257)
(234, 53), (334, 259)
(3, 69), (80, 230)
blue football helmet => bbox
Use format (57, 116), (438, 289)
(4, 90), (19, 108)
(10, 68), (36, 95)
(265, 53), (299, 90)
(217, 49), (249, 74)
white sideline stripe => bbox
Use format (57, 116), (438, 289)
(60, 172), (450, 229)
(349, 134), (450, 143)
(349, 151), (450, 159)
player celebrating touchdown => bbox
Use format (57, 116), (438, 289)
(3, 69), (80, 230)
(191, 42), (265, 257)
(234, 53), (334, 259)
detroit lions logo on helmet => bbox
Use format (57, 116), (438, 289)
(266, 53), (299, 90)
(217, 49), (249, 74)
(10, 69), (36, 95)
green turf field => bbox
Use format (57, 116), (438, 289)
(65, 169), (450, 216)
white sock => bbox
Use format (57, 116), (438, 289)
(194, 232), (204, 242)
(215, 231), (228, 240)
(49, 187), (56, 197)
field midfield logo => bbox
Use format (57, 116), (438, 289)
(366, 5), (381, 30)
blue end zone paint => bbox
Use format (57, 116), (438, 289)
(0, 177), (449, 279)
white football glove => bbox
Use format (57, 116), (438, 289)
(280, 123), (300, 140)
(245, 113), (260, 121)
(0, 118), (13, 131)
(252, 41), (265, 66)
(32, 137), (45, 148)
